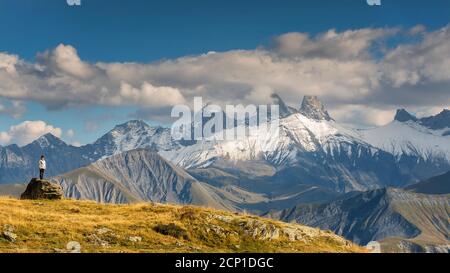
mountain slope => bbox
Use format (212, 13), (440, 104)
(0, 197), (364, 253)
(406, 171), (450, 195)
(162, 98), (419, 192)
(52, 149), (238, 211)
(266, 188), (450, 253)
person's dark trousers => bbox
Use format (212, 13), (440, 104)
(39, 169), (45, 180)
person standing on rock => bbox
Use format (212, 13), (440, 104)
(39, 155), (46, 180)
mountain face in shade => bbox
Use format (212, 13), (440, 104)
(406, 171), (450, 195)
(299, 96), (333, 121)
(420, 109), (450, 130)
(266, 188), (450, 253)
(393, 108), (450, 131)
(394, 109), (418, 122)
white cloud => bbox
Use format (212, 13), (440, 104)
(273, 28), (397, 60)
(331, 105), (395, 127)
(37, 44), (96, 79)
(0, 121), (62, 146)
(0, 26), (449, 127)
(0, 53), (19, 75)
(115, 81), (185, 107)
(383, 26), (450, 86)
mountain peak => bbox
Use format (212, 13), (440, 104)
(419, 109), (450, 130)
(394, 109), (418, 122)
(114, 120), (150, 130)
(299, 96), (333, 121)
(32, 133), (66, 148)
(271, 93), (297, 118)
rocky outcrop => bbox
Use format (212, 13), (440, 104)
(299, 96), (333, 121)
(20, 178), (64, 200)
(394, 109), (418, 122)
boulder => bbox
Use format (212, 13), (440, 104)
(2, 224), (17, 242)
(20, 178), (64, 200)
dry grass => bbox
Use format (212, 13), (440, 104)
(0, 197), (365, 253)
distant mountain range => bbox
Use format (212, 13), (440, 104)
(1, 95), (448, 192)
(265, 173), (450, 253)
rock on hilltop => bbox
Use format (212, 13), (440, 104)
(20, 178), (63, 200)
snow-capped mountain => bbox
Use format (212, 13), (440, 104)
(160, 97), (399, 192)
(361, 109), (450, 160)
(1, 96), (449, 195)
(82, 120), (181, 160)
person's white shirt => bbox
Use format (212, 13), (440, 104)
(39, 159), (46, 170)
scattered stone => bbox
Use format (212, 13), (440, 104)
(240, 219), (280, 241)
(2, 225), (17, 242)
(86, 234), (110, 248)
(282, 227), (301, 241)
(205, 224), (238, 239)
(20, 178), (63, 200)
(96, 227), (112, 235)
(66, 241), (81, 253)
(215, 215), (233, 223)
(129, 236), (142, 243)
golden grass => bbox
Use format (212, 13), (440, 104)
(0, 197), (365, 253)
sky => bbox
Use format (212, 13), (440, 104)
(0, 0), (449, 146)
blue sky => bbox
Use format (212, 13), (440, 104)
(0, 0), (449, 146)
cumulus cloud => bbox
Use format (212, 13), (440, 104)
(383, 26), (450, 86)
(272, 28), (397, 60)
(116, 81), (185, 107)
(0, 26), (449, 127)
(37, 44), (96, 79)
(0, 121), (62, 146)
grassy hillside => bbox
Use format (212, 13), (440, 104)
(0, 197), (364, 253)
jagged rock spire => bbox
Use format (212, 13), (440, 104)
(271, 93), (298, 118)
(299, 96), (333, 121)
(394, 109), (417, 122)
